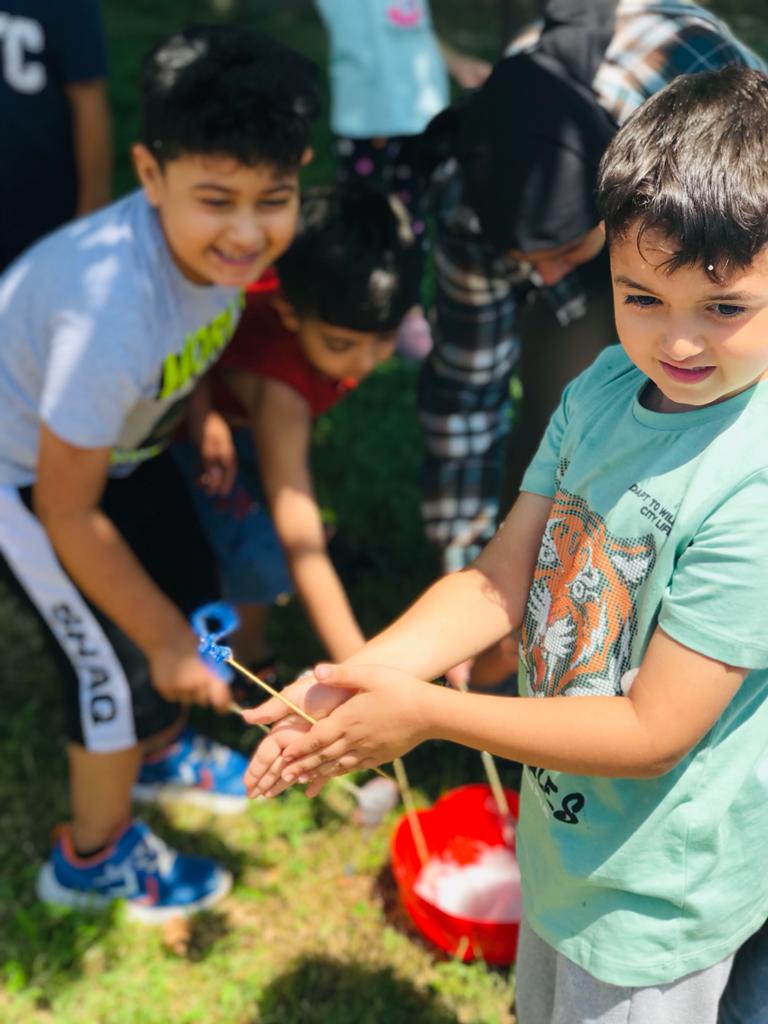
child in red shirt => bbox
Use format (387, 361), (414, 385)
(173, 183), (421, 670)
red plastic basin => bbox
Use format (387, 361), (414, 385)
(390, 783), (520, 964)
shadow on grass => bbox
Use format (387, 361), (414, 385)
(256, 953), (461, 1024)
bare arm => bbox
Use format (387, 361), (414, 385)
(65, 80), (112, 216)
(34, 425), (229, 709)
(426, 628), (744, 775)
(341, 489), (553, 679)
(229, 372), (365, 660)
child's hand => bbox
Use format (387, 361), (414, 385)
(244, 714), (312, 798)
(198, 410), (237, 496)
(250, 663), (435, 798)
(149, 639), (231, 713)
(242, 673), (355, 796)
(242, 672), (353, 727)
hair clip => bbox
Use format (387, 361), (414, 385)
(707, 263), (715, 272)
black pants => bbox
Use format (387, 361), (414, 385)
(0, 452), (218, 751)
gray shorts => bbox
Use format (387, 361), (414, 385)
(515, 917), (734, 1024)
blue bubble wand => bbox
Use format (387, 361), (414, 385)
(198, 631), (322, 726)
(191, 601), (318, 724)
(192, 601), (399, 793)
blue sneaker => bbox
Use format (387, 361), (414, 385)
(36, 820), (232, 922)
(133, 728), (249, 814)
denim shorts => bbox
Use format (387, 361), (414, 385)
(171, 428), (293, 606)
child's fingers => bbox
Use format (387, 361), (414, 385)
(242, 694), (297, 725)
(303, 759), (360, 798)
(304, 776), (330, 799)
(263, 772), (306, 797)
(282, 717), (347, 764)
(280, 737), (356, 784)
(299, 753), (360, 785)
(244, 735), (287, 793)
(280, 751), (361, 798)
(247, 761), (287, 798)
(244, 749), (276, 793)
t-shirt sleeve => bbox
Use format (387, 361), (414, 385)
(40, 310), (145, 449)
(49, 0), (108, 82)
(659, 471), (768, 669)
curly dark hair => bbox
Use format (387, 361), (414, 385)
(140, 24), (320, 171)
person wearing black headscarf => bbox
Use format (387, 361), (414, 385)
(418, 0), (764, 598)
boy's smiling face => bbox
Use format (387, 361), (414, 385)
(611, 224), (768, 413)
(133, 145), (306, 288)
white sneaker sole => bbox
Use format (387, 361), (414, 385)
(131, 783), (251, 815)
(36, 863), (233, 923)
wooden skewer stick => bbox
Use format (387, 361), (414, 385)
(226, 656), (318, 726)
(392, 757), (429, 865)
(457, 680), (514, 830)
(480, 749), (511, 820)
(226, 656), (392, 781)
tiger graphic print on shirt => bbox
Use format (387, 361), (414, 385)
(521, 488), (656, 698)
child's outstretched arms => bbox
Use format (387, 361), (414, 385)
(247, 628), (745, 798)
(243, 491), (554, 789)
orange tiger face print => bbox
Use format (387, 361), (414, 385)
(521, 489), (655, 698)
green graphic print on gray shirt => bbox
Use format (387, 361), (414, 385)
(0, 190), (242, 486)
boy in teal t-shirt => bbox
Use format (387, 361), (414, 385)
(244, 66), (768, 1022)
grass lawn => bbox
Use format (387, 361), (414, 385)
(1, 2), (767, 1022)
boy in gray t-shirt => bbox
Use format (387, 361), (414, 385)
(0, 24), (318, 919)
